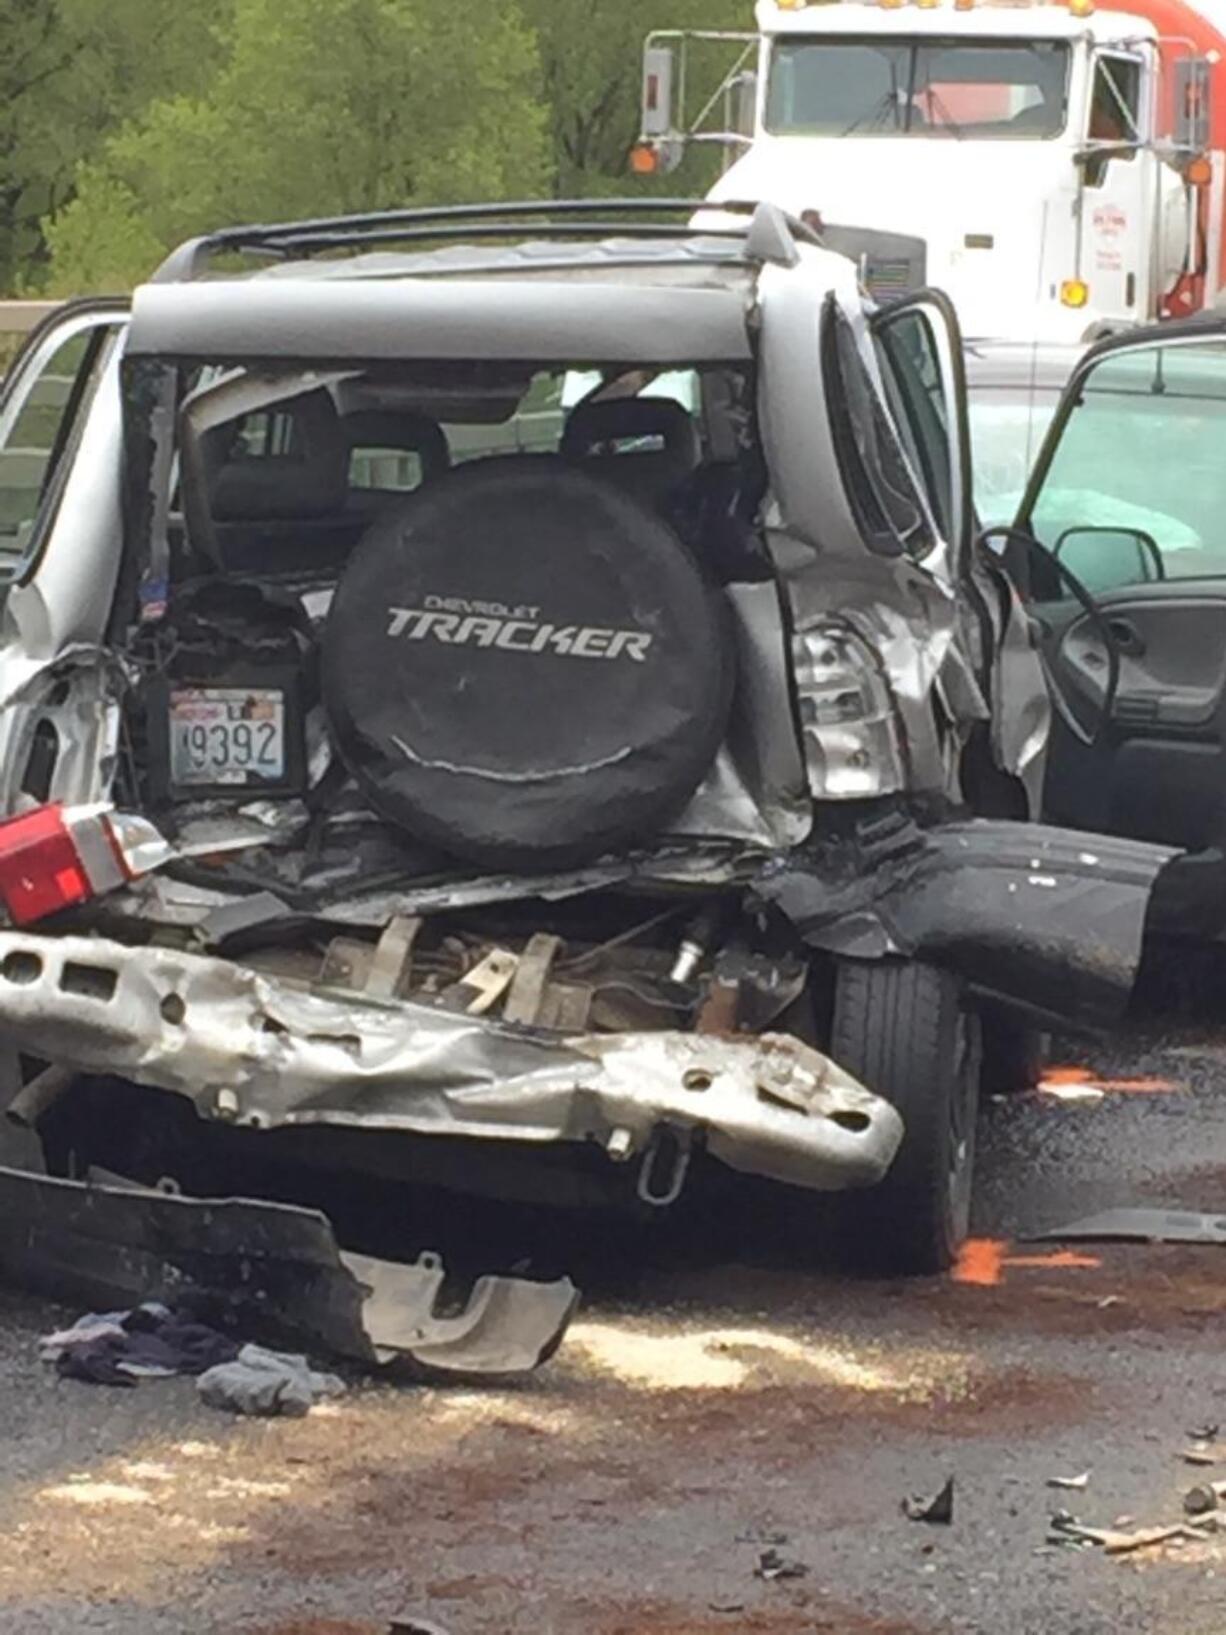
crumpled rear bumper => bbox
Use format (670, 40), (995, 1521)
(0, 930), (902, 1196)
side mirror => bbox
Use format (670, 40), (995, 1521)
(1175, 57), (1213, 153)
(642, 45), (678, 140)
(731, 69), (758, 138)
(1053, 526), (1162, 593)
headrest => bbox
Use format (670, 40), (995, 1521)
(207, 388), (347, 522)
(561, 398), (701, 507)
(561, 397), (700, 464)
(343, 409), (451, 481)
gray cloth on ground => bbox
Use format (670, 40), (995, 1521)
(196, 1343), (345, 1417)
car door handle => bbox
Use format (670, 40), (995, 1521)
(1105, 618), (1145, 657)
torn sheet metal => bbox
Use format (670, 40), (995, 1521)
(755, 818), (1179, 1026)
(1035, 1209), (1226, 1246)
(0, 930), (902, 1194)
(0, 1163), (576, 1372)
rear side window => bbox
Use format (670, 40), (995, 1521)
(0, 322), (117, 575)
(874, 309), (953, 540)
(823, 298), (933, 557)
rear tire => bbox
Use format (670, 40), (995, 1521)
(830, 959), (980, 1275)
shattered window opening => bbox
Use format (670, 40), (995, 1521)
(823, 298), (934, 559)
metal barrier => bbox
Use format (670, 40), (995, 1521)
(0, 302), (61, 335)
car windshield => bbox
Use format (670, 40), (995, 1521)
(765, 36), (1069, 138)
(1026, 341), (1226, 585)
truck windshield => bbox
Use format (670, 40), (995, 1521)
(765, 37), (1069, 139)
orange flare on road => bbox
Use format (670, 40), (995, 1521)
(953, 1237), (1006, 1285)
(1041, 1065), (1180, 1095)
(953, 1238), (1101, 1286)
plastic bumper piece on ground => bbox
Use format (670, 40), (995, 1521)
(0, 1162), (577, 1371)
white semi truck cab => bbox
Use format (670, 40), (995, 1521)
(636, 0), (1225, 342)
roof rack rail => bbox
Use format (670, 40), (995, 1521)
(150, 198), (820, 282)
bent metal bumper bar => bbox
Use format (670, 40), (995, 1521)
(0, 931), (902, 1194)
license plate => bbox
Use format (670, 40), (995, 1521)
(169, 688), (286, 787)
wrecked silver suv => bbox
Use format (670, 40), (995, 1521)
(0, 201), (1178, 1274)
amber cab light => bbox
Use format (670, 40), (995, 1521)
(1186, 154), (1213, 186)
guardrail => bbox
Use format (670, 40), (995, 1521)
(0, 302), (62, 378)
(0, 302), (61, 334)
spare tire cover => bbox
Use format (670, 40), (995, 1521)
(323, 456), (733, 868)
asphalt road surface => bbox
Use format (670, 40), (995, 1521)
(0, 989), (1224, 1635)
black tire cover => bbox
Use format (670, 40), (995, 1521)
(323, 456), (733, 868)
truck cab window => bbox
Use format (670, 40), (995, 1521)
(1085, 55), (1141, 184)
(765, 38), (1069, 140)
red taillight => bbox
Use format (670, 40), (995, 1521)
(0, 803), (156, 926)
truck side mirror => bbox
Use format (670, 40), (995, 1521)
(1175, 56), (1213, 154)
(732, 69), (758, 138)
(642, 45), (677, 140)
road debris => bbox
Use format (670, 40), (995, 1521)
(1182, 1447), (1219, 1467)
(197, 1346), (345, 1417)
(1189, 1423), (1221, 1441)
(1184, 1480), (1226, 1516)
(736, 1527), (790, 1545)
(1034, 1208), (1226, 1246)
(1047, 1472), (1091, 1491)
(0, 1164), (577, 1373)
(754, 1547), (809, 1581)
(1049, 1512), (1217, 1556)
(43, 1303), (240, 1386)
(903, 1475), (955, 1524)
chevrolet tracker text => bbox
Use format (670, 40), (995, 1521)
(386, 604), (654, 661)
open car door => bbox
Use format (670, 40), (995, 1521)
(872, 289), (1052, 803)
(1011, 331), (1226, 852)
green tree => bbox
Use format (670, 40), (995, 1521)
(0, 0), (230, 291)
(44, 0), (549, 293)
(520, 0), (752, 195)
